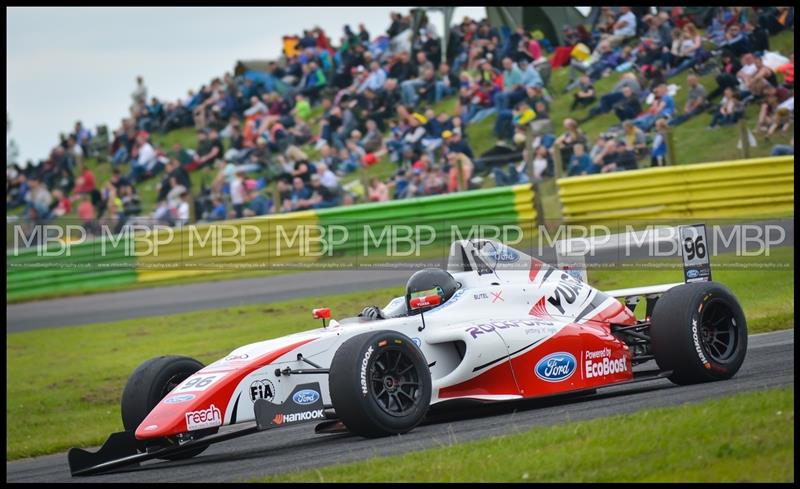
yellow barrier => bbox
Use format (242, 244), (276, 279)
(512, 184), (538, 236)
(557, 156), (795, 223)
(135, 211), (320, 282)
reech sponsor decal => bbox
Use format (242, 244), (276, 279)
(185, 404), (222, 431)
(584, 348), (627, 379)
(535, 352), (577, 382)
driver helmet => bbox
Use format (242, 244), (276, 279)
(405, 268), (460, 315)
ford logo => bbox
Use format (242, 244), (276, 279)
(686, 269), (699, 278)
(483, 246), (519, 263)
(292, 389), (320, 405)
(535, 352), (576, 382)
(497, 249), (519, 263)
(164, 393), (195, 404)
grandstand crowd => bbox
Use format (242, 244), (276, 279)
(6, 6), (795, 235)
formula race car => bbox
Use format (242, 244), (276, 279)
(69, 238), (748, 476)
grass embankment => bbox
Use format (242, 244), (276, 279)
(10, 32), (793, 219)
(259, 387), (794, 482)
(5, 246), (793, 460)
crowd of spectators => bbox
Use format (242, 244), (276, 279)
(554, 5), (795, 175)
(7, 6), (794, 235)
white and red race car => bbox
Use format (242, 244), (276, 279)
(69, 238), (748, 476)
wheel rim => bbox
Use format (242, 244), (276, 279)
(368, 347), (422, 417)
(700, 298), (739, 363)
(160, 373), (191, 399)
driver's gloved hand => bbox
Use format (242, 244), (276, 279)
(359, 305), (384, 320)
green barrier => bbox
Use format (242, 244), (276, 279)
(7, 185), (536, 299)
(557, 156), (795, 223)
(316, 185), (536, 256)
(7, 234), (137, 300)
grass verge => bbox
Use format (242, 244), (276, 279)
(258, 387), (794, 482)
(5, 247), (793, 460)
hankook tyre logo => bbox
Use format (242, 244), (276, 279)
(691, 317), (711, 368)
(272, 409), (324, 425)
(360, 345), (374, 396)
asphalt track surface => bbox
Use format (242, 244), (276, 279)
(6, 329), (793, 482)
(6, 219), (794, 332)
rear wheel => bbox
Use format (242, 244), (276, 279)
(650, 282), (747, 385)
(121, 355), (213, 460)
(329, 331), (431, 437)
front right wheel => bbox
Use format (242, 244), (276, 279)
(329, 331), (431, 438)
(650, 281), (748, 385)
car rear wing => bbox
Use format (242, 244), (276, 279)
(555, 224), (712, 319)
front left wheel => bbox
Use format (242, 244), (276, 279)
(121, 355), (214, 460)
(329, 331), (432, 438)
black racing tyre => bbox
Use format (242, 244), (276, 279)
(329, 331), (432, 438)
(650, 282), (747, 385)
(121, 355), (212, 460)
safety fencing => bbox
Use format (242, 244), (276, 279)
(7, 184), (535, 301)
(557, 156), (795, 223)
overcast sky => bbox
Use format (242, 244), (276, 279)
(7, 6), (488, 165)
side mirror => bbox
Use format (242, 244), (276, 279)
(409, 294), (441, 310)
(312, 308), (331, 328)
(312, 308), (331, 319)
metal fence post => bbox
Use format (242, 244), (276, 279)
(455, 155), (465, 192)
(552, 144), (564, 180)
(525, 125), (536, 183)
(666, 126), (677, 166)
(359, 164), (370, 198)
(272, 184), (281, 214)
(526, 125), (545, 227)
(738, 116), (750, 159)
